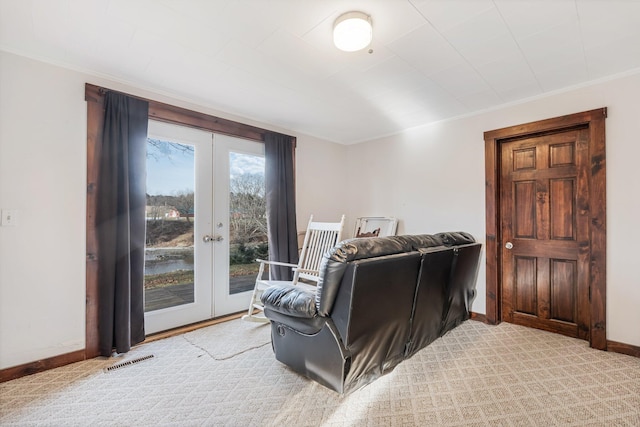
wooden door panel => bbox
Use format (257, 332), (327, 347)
(501, 128), (590, 340)
(514, 256), (537, 315)
(510, 239), (579, 259)
(514, 181), (536, 238)
(513, 147), (536, 170)
(549, 178), (576, 240)
(536, 258), (550, 320)
(535, 179), (549, 241)
(549, 142), (575, 167)
(550, 259), (577, 322)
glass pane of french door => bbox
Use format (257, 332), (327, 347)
(144, 140), (195, 312)
(144, 120), (213, 335)
(213, 135), (266, 314)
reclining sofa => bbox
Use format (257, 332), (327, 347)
(260, 232), (482, 394)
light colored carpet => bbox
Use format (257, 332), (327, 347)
(183, 318), (271, 360)
(1, 320), (638, 426)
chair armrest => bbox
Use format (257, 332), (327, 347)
(260, 284), (318, 318)
(293, 268), (318, 275)
(255, 259), (299, 281)
(255, 259), (298, 268)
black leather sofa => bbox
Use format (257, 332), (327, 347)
(260, 232), (482, 394)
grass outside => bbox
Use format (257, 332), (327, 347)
(144, 263), (260, 289)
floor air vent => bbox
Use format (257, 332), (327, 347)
(104, 354), (154, 373)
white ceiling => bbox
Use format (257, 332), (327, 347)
(1, 0), (640, 144)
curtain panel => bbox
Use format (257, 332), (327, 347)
(264, 132), (298, 280)
(95, 92), (149, 356)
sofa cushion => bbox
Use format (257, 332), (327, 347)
(327, 236), (411, 263)
(400, 234), (443, 250)
(435, 231), (475, 246)
(261, 284), (317, 318)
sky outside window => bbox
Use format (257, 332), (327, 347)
(146, 139), (264, 196)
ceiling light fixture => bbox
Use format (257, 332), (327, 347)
(333, 11), (372, 52)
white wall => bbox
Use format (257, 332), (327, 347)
(0, 51), (346, 369)
(295, 135), (349, 228)
(0, 53), (87, 369)
(346, 70), (640, 347)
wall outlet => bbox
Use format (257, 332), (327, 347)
(1, 209), (17, 226)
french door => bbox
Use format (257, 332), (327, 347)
(144, 120), (265, 334)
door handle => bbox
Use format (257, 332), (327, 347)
(505, 241), (513, 250)
(203, 234), (224, 243)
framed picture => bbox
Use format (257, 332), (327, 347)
(354, 217), (398, 238)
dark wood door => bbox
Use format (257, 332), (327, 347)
(500, 128), (590, 340)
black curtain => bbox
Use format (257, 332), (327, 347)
(264, 132), (298, 280)
(96, 92), (149, 356)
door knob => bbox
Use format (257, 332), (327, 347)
(505, 242), (513, 250)
(203, 234), (223, 243)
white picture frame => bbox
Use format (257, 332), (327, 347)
(354, 217), (398, 238)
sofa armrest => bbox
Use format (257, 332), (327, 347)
(261, 284), (318, 318)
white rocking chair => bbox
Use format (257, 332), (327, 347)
(242, 214), (345, 323)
